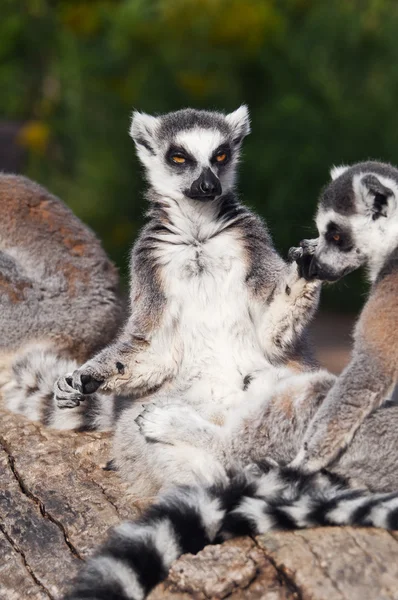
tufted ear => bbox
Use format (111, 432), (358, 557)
(225, 105), (251, 145)
(129, 111), (161, 157)
(356, 173), (396, 220)
(330, 165), (349, 180)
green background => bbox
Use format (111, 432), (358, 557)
(2, 0), (396, 310)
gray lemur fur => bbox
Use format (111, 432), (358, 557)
(65, 160), (398, 600)
(49, 105), (322, 495)
(0, 174), (123, 426)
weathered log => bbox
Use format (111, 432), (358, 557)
(1, 406), (398, 600)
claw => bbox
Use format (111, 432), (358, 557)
(57, 395), (83, 409)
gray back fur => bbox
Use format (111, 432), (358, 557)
(0, 173), (123, 361)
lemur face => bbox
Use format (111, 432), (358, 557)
(129, 106), (250, 201)
(310, 162), (398, 282)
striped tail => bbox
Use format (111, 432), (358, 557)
(63, 464), (398, 600)
(2, 343), (113, 431)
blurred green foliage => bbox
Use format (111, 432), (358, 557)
(2, 0), (397, 310)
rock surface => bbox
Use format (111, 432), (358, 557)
(1, 407), (398, 600)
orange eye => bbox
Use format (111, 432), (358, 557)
(216, 153), (227, 163)
(172, 155), (186, 164)
(332, 233), (340, 242)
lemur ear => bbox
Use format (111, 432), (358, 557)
(330, 165), (349, 180)
(225, 105), (251, 145)
(358, 174), (396, 220)
(129, 111), (160, 156)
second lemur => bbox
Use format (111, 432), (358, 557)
(0, 174), (123, 426)
(292, 161), (398, 472)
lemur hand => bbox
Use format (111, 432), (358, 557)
(55, 343), (133, 409)
(55, 374), (85, 409)
(288, 238), (319, 280)
(70, 357), (127, 396)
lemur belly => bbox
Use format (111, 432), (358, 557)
(157, 233), (276, 412)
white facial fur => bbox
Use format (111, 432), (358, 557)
(129, 106), (250, 201)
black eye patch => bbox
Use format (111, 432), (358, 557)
(211, 143), (231, 166)
(165, 145), (197, 168)
(325, 222), (354, 252)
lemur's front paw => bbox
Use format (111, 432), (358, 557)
(135, 403), (186, 445)
(69, 359), (126, 395)
(55, 374), (84, 409)
(288, 238), (319, 280)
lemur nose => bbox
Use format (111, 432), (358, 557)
(187, 167), (222, 200)
(200, 179), (215, 193)
(199, 168), (222, 196)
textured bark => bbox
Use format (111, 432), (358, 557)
(1, 407), (398, 600)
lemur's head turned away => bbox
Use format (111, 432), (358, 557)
(129, 106), (250, 201)
(310, 161), (398, 282)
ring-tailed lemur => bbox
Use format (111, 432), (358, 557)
(64, 160), (398, 600)
(0, 174), (123, 426)
(290, 161), (398, 472)
(43, 105), (323, 496)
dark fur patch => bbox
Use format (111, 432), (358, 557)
(116, 362), (125, 375)
(217, 193), (251, 228)
(387, 506), (398, 530)
(320, 161), (398, 216)
(157, 109), (230, 141)
(243, 374), (252, 391)
(103, 459), (118, 472)
(135, 137), (154, 155)
(41, 391), (54, 427)
(266, 506), (298, 530)
(308, 490), (365, 526)
(78, 395), (102, 432)
(142, 500), (209, 556)
(103, 531), (167, 594)
(212, 474), (258, 513)
(325, 222), (354, 253)
(221, 510), (258, 538)
(64, 579), (131, 600)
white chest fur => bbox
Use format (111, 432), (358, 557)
(154, 225), (271, 407)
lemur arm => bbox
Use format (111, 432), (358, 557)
(291, 275), (398, 472)
(56, 239), (178, 404)
(70, 320), (178, 397)
(254, 240), (321, 366)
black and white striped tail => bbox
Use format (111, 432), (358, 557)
(64, 464), (398, 600)
(2, 344), (112, 431)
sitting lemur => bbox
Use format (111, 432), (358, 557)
(7, 106), (323, 494)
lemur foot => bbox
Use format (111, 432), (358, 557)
(135, 403), (200, 445)
(288, 238), (319, 280)
(55, 374), (84, 409)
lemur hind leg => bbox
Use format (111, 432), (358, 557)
(136, 402), (222, 448)
(112, 394), (228, 496)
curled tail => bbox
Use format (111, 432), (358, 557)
(64, 465), (398, 600)
(2, 343), (113, 431)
